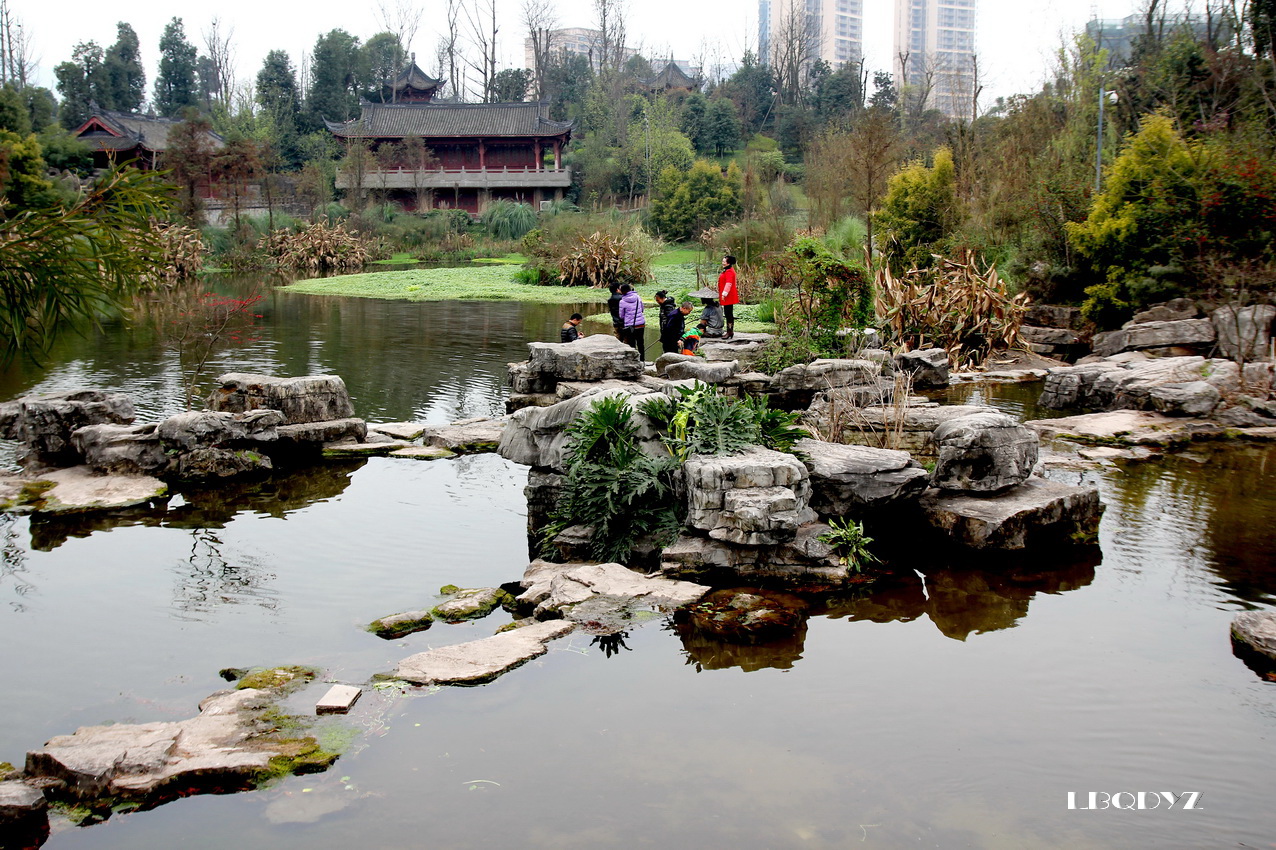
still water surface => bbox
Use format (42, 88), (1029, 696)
(0, 279), (1274, 849)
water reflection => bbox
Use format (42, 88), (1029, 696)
(26, 461), (363, 551)
(170, 527), (279, 620)
(0, 513), (32, 612)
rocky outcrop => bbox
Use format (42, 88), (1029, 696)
(1039, 355), (1237, 413)
(525, 335), (644, 384)
(1231, 610), (1276, 662)
(1146, 381), (1222, 417)
(1025, 304), (1082, 330)
(1131, 298), (1198, 324)
(930, 411), (1038, 493)
(0, 390), (136, 468)
(207, 374), (356, 424)
(276, 418), (368, 447)
(684, 447), (817, 546)
(895, 348), (950, 389)
(1092, 319), (1216, 357)
(769, 359), (883, 409)
(433, 586), (512, 622)
(664, 359), (739, 384)
(661, 523), (848, 586)
(499, 387), (663, 471)
(796, 438), (929, 515)
(1020, 325), (1085, 359)
(394, 619), (576, 685)
(1212, 304), (1276, 363)
(802, 401), (989, 454)
(919, 476), (1103, 549)
(23, 688), (334, 803)
(420, 417), (506, 453)
(1027, 410), (1208, 446)
(522, 561), (709, 621)
(71, 423), (166, 476)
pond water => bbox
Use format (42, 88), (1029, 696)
(1, 280), (1274, 849)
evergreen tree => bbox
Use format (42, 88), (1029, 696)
(360, 32), (404, 101)
(542, 51), (593, 122)
(306, 29), (362, 129)
(153, 18), (199, 117)
(256, 50), (302, 168)
(53, 41), (105, 129)
(720, 51), (774, 136)
(680, 92), (708, 154)
(102, 23), (145, 113)
(813, 61), (864, 125)
(488, 68), (530, 102)
(704, 97), (741, 156)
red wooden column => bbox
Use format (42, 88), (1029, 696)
(534, 139), (541, 170)
(479, 139), (486, 170)
(553, 141), (561, 171)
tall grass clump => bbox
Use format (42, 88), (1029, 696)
(483, 200), (538, 241)
(521, 212), (661, 287)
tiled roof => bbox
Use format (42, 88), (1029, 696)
(74, 108), (225, 152)
(390, 62), (443, 93)
(326, 101), (573, 140)
(642, 61), (697, 90)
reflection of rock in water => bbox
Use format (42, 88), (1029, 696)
(672, 588), (810, 672)
(816, 577), (928, 624)
(0, 513), (33, 611)
(921, 550), (1099, 640)
(26, 460), (364, 550)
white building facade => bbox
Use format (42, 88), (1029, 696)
(893, 0), (977, 119)
(759, 0), (864, 70)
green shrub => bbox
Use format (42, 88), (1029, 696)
(483, 200), (538, 241)
(818, 517), (881, 572)
(521, 211), (660, 288)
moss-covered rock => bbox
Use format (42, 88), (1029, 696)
(367, 609), (434, 639)
(235, 665), (319, 692)
(432, 587), (514, 623)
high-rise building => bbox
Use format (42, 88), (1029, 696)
(1085, 12), (1231, 68)
(523, 27), (640, 74)
(893, 0), (977, 119)
(759, 0), (864, 71)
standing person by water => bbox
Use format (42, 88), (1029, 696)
(718, 254), (738, 339)
(655, 290), (681, 354)
(618, 284), (647, 359)
(608, 283), (624, 340)
(560, 313), (585, 342)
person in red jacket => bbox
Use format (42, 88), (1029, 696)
(718, 254), (738, 339)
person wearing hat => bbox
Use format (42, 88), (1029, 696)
(718, 254), (738, 340)
(654, 290), (682, 354)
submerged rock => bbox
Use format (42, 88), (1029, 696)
(930, 411), (1038, 493)
(529, 561), (709, 620)
(797, 438), (929, 515)
(919, 476), (1103, 550)
(0, 779), (47, 824)
(367, 609), (434, 639)
(322, 440), (411, 457)
(433, 586), (512, 622)
(394, 619), (576, 685)
(1231, 611), (1276, 662)
(680, 588), (808, 644)
(30, 466), (167, 514)
(173, 447), (273, 480)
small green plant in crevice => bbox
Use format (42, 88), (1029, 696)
(818, 517), (881, 573)
(639, 382), (809, 461)
(542, 394), (682, 565)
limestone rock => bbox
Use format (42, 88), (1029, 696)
(1027, 410), (1203, 446)
(23, 689), (314, 802)
(1146, 381), (1221, 417)
(34, 466), (167, 514)
(322, 440), (412, 457)
(1130, 298), (1197, 324)
(654, 352), (698, 376)
(769, 358), (882, 408)
(508, 361), (559, 394)
(664, 359), (739, 383)
(919, 476), (1103, 549)
(895, 348), (950, 389)
(498, 387), (663, 471)
(207, 374), (356, 424)
(1040, 355), (1238, 412)
(72, 423), (167, 475)
(660, 523), (849, 587)
(698, 334), (771, 369)
(524, 469), (565, 542)
(802, 401), (989, 454)
(796, 438), (929, 515)
(173, 447), (273, 481)
(433, 586), (511, 622)
(1231, 610), (1276, 662)
(1020, 325), (1082, 347)
(532, 561), (709, 620)
(157, 409), (285, 451)
(679, 588), (808, 644)
(6, 390), (136, 466)
(388, 446), (455, 460)
(930, 411), (1038, 493)
(1092, 318), (1216, 357)
(684, 447), (817, 546)
(526, 335), (644, 383)
(1025, 304), (1082, 330)
(276, 418), (368, 447)
(1212, 304), (1276, 363)
(368, 422), (428, 440)
(419, 417), (506, 453)
(506, 392), (559, 413)
(368, 609), (433, 639)
(0, 780), (47, 822)
(394, 619), (576, 685)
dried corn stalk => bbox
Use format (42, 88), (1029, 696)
(874, 249), (1030, 371)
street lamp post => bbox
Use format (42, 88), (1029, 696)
(1096, 87), (1118, 194)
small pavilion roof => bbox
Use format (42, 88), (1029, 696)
(390, 61), (444, 96)
(641, 61), (698, 90)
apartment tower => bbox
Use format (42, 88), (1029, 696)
(893, 0), (977, 119)
(759, 0), (864, 70)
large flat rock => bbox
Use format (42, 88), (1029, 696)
(1231, 611), (1276, 662)
(1026, 411), (1210, 446)
(394, 619), (576, 685)
(31, 466), (167, 514)
(526, 335), (644, 382)
(420, 417), (507, 453)
(796, 438), (929, 515)
(207, 373), (356, 424)
(531, 561), (709, 619)
(919, 476), (1103, 550)
(0, 780), (47, 823)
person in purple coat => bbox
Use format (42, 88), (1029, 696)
(617, 284), (647, 360)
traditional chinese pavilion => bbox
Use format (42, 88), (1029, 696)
(327, 62), (573, 214)
(72, 105), (225, 171)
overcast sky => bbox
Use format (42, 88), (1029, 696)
(22, 0), (1159, 108)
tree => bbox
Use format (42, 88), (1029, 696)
(704, 97), (741, 156)
(868, 70), (898, 113)
(213, 135), (265, 228)
(489, 68), (530, 102)
(0, 0), (35, 89)
(154, 18), (200, 117)
(720, 51), (774, 136)
(166, 111), (217, 221)
(0, 82), (27, 133)
(256, 50), (302, 168)
(813, 59), (865, 125)
(592, 0), (628, 74)
(542, 49), (592, 121)
(846, 108), (903, 261)
(648, 159), (742, 241)
(54, 42), (105, 129)
(201, 18), (236, 113)
(0, 168), (170, 358)
(362, 32), (406, 101)
(769, 0), (817, 106)
(306, 30), (363, 127)
(461, 0), (500, 101)
(0, 129), (58, 210)
(680, 92), (707, 153)
(523, 0), (558, 100)
(436, 0), (463, 100)
(102, 23), (145, 113)
(874, 146), (961, 275)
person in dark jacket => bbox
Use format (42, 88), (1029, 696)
(560, 313), (585, 342)
(607, 283), (624, 339)
(655, 290), (681, 353)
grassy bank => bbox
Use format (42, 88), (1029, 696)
(279, 257), (776, 334)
